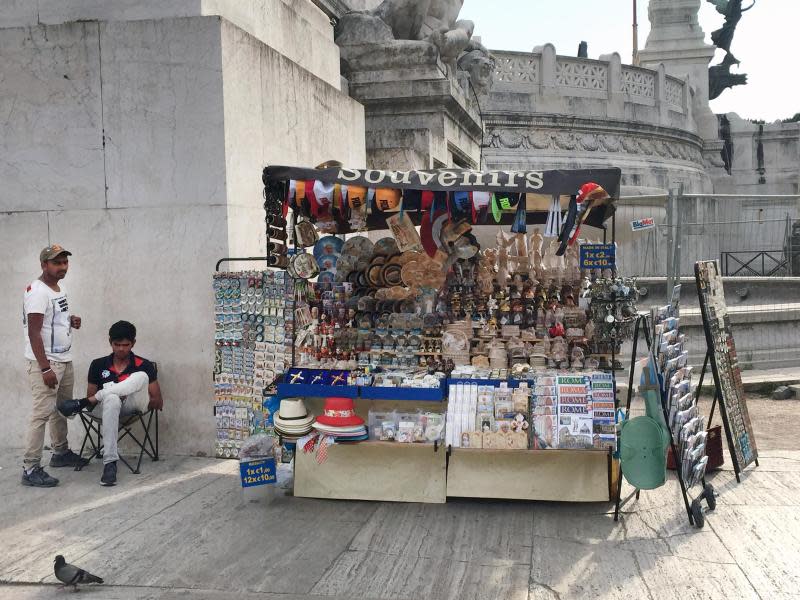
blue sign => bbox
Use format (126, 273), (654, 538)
(579, 243), (616, 269)
(239, 457), (276, 488)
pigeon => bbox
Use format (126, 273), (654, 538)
(54, 555), (104, 590)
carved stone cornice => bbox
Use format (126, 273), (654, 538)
(484, 115), (705, 164)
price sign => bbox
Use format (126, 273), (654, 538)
(579, 243), (616, 269)
(239, 457), (277, 488)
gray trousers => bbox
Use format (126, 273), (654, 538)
(90, 372), (150, 464)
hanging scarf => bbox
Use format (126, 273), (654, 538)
(545, 195), (562, 237)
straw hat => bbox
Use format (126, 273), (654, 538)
(273, 398), (314, 429)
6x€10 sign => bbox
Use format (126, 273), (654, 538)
(579, 244), (616, 269)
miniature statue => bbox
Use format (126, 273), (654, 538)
(497, 245), (510, 287)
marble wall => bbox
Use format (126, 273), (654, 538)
(0, 8), (365, 455)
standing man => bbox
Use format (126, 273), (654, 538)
(22, 245), (89, 487)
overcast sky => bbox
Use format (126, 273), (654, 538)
(461, 0), (796, 122)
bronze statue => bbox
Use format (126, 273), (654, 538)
(706, 0), (755, 99)
(707, 0), (755, 54)
(709, 52), (747, 100)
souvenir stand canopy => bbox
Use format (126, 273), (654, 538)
(231, 165), (634, 504)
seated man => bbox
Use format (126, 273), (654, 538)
(58, 320), (162, 486)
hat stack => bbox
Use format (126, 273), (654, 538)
(313, 397), (367, 442)
(273, 398), (315, 442)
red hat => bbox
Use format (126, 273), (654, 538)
(314, 397), (365, 427)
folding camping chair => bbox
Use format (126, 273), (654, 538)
(76, 363), (160, 474)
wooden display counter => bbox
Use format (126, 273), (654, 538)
(294, 442), (618, 504)
(295, 442), (447, 504)
(447, 448), (618, 502)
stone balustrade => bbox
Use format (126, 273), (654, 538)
(490, 45), (690, 130)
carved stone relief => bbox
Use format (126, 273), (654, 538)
(486, 127), (703, 164)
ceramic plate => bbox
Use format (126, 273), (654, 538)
(314, 236), (344, 260)
(317, 270), (335, 285)
(341, 235), (374, 259)
(318, 255), (339, 272)
(373, 236), (400, 257)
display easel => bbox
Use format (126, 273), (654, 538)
(614, 315), (716, 527)
(694, 260), (759, 481)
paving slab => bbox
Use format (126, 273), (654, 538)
(709, 505), (800, 598)
(310, 549), (530, 600)
(529, 537), (651, 600)
(633, 553), (760, 600)
(347, 500), (533, 566)
(67, 477), (375, 595)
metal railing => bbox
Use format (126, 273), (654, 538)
(721, 250), (789, 277)
(615, 190), (800, 370)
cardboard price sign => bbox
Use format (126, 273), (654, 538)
(579, 244), (616, 269)
(694, 260), (758, 475)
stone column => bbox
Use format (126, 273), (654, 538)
(639, 0), (717, 138)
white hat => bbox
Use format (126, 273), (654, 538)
(273, 398), (314, 429)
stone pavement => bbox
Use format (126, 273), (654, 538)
(1, 400), (799, 599)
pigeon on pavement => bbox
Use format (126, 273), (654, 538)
(54, 555), (104, 590)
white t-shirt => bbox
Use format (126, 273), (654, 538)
(23, 280), (72, 363)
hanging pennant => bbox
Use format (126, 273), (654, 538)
(452, 191), (472, 222)
(510, 199), (527, 233)
(387, 204), (423, 252)
(491, 194), (502, 223)
(375, 188), (401, 212)
(472, 191), (491, 224)
(421, 192), (448, 258)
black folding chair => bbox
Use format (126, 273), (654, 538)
(77, 409), (159, 474)
(76, 363), (160, 474)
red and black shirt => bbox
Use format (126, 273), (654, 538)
(88, 353), (157, 389)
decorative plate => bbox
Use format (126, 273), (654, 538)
(317, 270), (335, 285)
(442, 330), (470, 354)
(373, 237), (399, 257)
(289, 253), (320, 280)
(341, 236), (374, 261)
(313, 236), (344, 260)
(318, 255), (338, 272)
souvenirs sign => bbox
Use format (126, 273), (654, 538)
(264, 166), (621, 197)
(694, 260), (758, 476)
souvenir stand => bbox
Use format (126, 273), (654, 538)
(217, 164), (641, 504)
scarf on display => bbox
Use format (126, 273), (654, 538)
(300, 432), (335, 465)
(556, 182), (609, 256)
(421, 191), (448, 258)
(545, 195), (562, 238)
